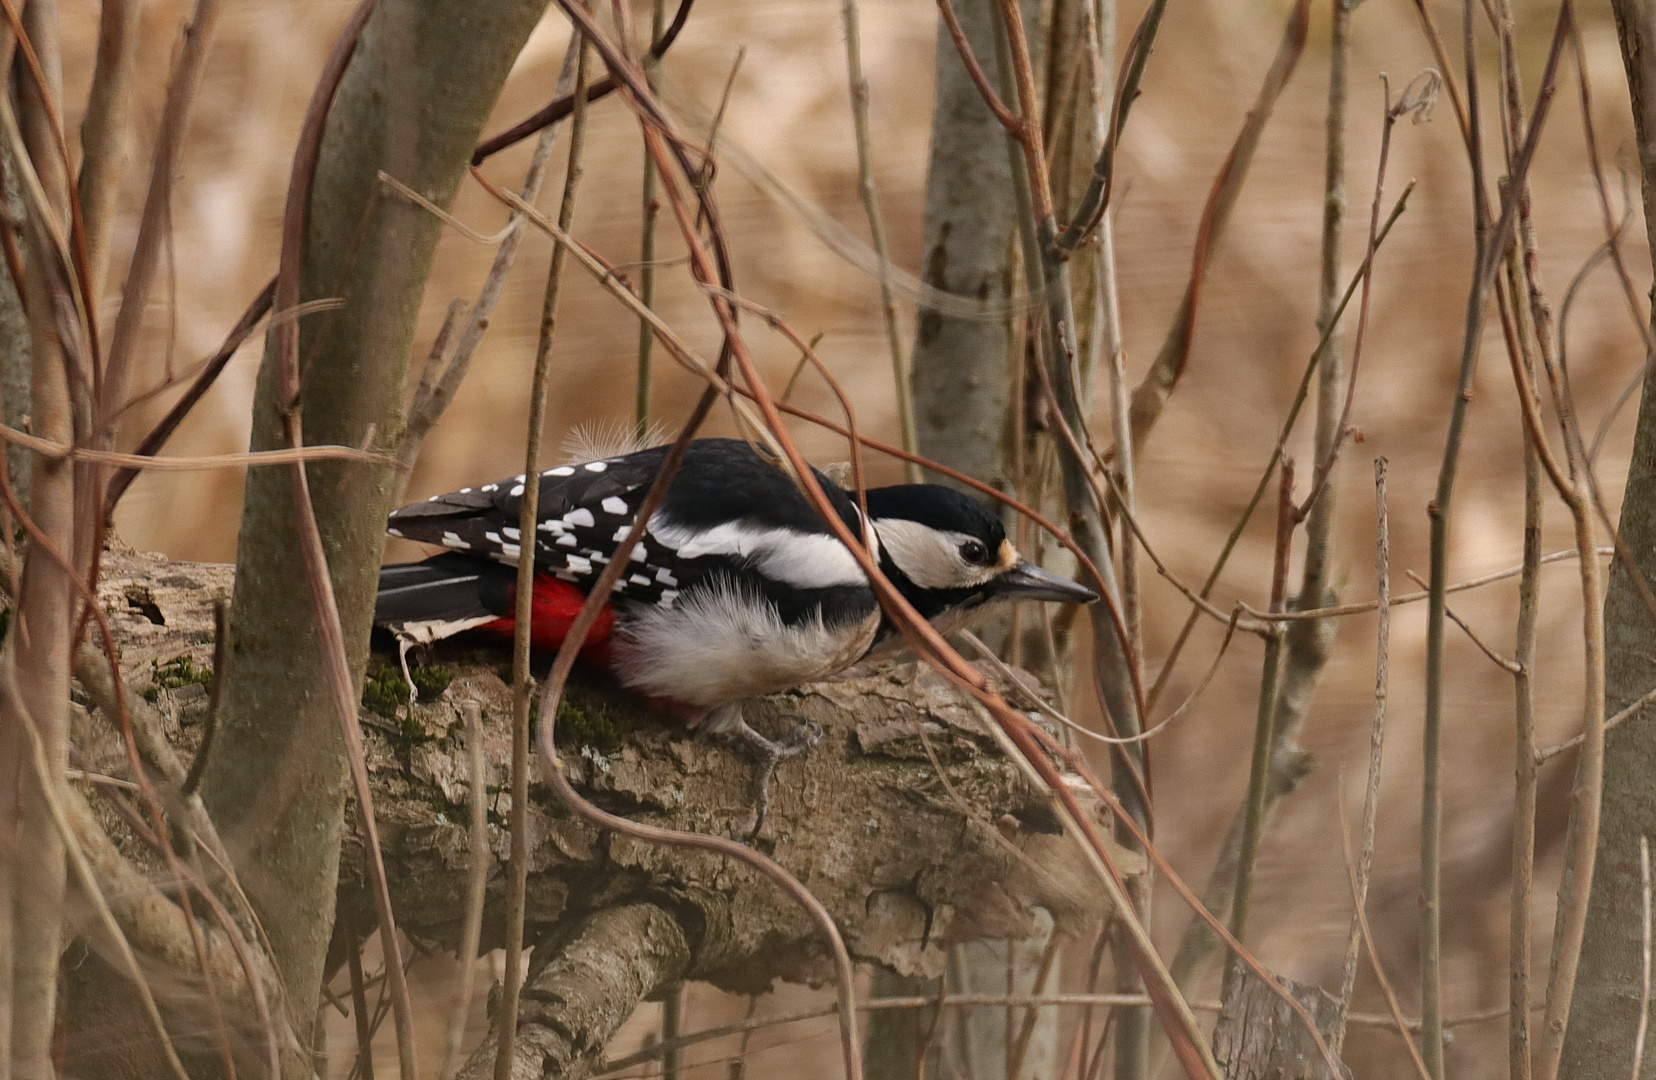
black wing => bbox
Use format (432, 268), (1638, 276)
(386, 439), (868, 618)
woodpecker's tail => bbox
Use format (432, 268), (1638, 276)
(374, 554), (508, 644)
(376, 554), (621, 665)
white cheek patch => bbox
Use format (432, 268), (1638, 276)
(872, 519), (997, 590)
(646, 514), (867, 589)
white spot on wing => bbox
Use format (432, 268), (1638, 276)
(630, 546), (648, 563)
(630, 574), (652, 587)
(510, 484), (525, 497)
(441, 531), (471, 550)
(564, 508), (595, 528)
(655, 568), (678, 586)
(481, 484), (497, 493)
(503, 527), (520, 540)
(548, 466), (575, 477)
(612, 525), (632, 542)
(500, 542), (521, 559)
(566, 554), (593, 575)
(556, 534), (578, 548)
(485, 531), (501, 544)
(600, 497), (629, 516)
(584, 461), (607, 472)
(387, 528), (403, 538)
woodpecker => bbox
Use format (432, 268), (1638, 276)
(375, 437), (1097, 829)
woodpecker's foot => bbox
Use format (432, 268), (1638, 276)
(396, 636), (419, 706)
(727, 713), (823, 841)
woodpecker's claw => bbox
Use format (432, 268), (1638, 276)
(728, 712), (823, 841)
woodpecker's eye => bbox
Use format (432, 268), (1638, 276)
(959, 539), (989, 565)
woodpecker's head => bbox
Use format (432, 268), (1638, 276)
(863, 484), (1099, 622)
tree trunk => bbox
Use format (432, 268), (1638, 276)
(184, 3), (548, 1075)
(886, 2), (1026, 1076)
(1561, 1), (1656, 1075)
(910, 0), (1017, 494)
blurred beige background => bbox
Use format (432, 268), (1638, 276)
(60, 0), (1651, 1074)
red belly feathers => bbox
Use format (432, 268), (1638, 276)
(474, 573), (619, 667)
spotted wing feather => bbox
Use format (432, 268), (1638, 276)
(386, 440), (868, 621)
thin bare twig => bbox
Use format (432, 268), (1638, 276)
(1406, 569), (1520, 673)
(1636, 836), (1653, 1080)
(841, 0), (918, 482)
(496, 37), (591, 1080)
(1297, 69), (1438, 521)
(12, 689), (193, 1080)
(1053, 0), (1167, 254)
(440, 700), (491, 1080)
(1146, 182), (1415, 711)
(346, 911), (378, 1080)
(1508, 260), (1543, 1080)
(931, 0), (1021, 134)
(105, 277), (276, 512)
(399, 42), (584, 499)
(74, 0), (139, 286)
(469, 0), (695, 165)
(0, 420), (385, 470)
(1126, 0), (1311, 455)
(635, 0), (665, 442)
(1338, 782), (1433, 1080)
(1225, 460), (1295, 977)
(1418, 10), (1570, 1065)
(1335, 459), (1390, 1052)
(97, 0), (224, 444)
(1535, 682), (1656, 764)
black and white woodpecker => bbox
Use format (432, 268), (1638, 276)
(375, 437), (1098, 828)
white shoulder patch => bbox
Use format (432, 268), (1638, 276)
(646, 513), (868, 589)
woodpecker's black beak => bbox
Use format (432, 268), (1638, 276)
(990, 561), (1099, 604)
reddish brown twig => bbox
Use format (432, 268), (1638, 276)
(470, 0), (695, 165)
(932, 0), (1021, 134)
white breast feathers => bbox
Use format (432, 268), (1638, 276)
(610, 578), (879, 707)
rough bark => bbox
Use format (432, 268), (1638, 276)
(3, 4), (79, 1074)
(192, 3), (548, 1075)
(1561, 3), (1656, 1076)
(66, 550), (1123, 1077)
(0, 142), (30, 506)
(910, 0), (1017, 493)
(1212, 969), (1348, 1080)
(453, 904), (692, 1080)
